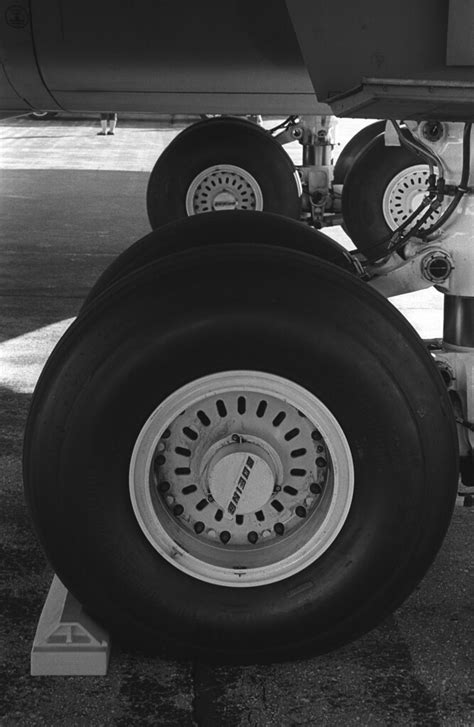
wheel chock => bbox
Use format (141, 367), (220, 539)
(31, 575), (110, 676)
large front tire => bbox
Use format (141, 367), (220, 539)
(25, 244), (457, 661)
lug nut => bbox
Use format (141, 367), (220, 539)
(274, 523), (285, 536)
(220, 531), (231, 544)
(295, 506), (307, 518)
(310, 482), (322, 495)
(316, 457), (327, 468)
(173, 504), (184, 517)
(194, 521), (205, 534)
(158, 481), (170, 493)
(248, 531), (258, 544)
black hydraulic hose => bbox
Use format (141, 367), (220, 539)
(389, 120), (443, 177)
(418, 121), (472, 238)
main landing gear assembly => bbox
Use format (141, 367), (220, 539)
(24, 117), (472, 662)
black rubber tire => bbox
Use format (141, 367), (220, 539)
(81, 211), (356, 310)
(333, 121), (386, 185)
(146, 117), (301, 229)
(341, 135), (422, 260)
(25, 241), (457, 662)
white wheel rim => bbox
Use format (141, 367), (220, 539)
(382, 164), (447, 231)
(185, 165), (264, 215)
(130, 371), (354, 587)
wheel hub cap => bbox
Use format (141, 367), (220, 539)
(208, 448), (275, 516)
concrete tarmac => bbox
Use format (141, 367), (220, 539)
(0, 116), (472, 726)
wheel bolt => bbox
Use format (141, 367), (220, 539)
(274, 523), (285, 536)
(155, 454), (166, 466)
(248, 531), (258, 544)
(158, 481), (170, 493)
(310, 482), (322, 495)
(220, 531), (231, 544)
(312, 430), (322, 441)
(295, 506), (307, 518)
(194, 521), (205, 534)
(173, 504), (184, 517)
(316, 457), (327, 468)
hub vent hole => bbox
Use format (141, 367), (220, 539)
(273, 411), (286, 427)
(175, 447), (191, 457)
(182, 484), (198, 495)
(256, 400), (267, 418)
(216, 400), (227, 417)
(197, 410), (211, 426)
(183, 427), (198, 441)
(291, 448), (307, 458)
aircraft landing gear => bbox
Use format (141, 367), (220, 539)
(24, 215), (458, 661)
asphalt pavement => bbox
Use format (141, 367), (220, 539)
(0, 115), (472, 726)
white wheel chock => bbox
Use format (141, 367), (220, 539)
(31, 575), (110, 676)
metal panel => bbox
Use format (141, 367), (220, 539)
(30, 0), (322, 114)
(0, 0), (61, 110)
(447, 0), (474, 66)
(286, 0), (474, 119)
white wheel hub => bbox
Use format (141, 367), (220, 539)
(383, 164), (447, 231)
(185, 164), (264, 215)
(130, 371), (354, 587)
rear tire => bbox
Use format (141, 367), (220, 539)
(342, 136), (447, 260)
(25, 243), (457, 661)
(333, 121), (385, 185)
(146, 117), (301, 229)
(82, 211), (356, 309)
